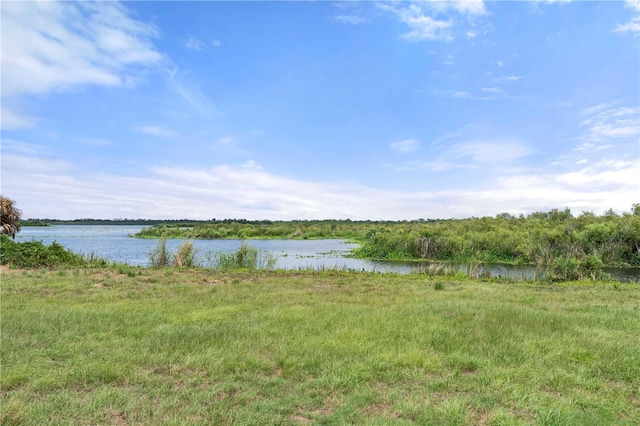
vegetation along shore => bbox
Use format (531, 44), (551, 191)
(133, 206), (640, 274)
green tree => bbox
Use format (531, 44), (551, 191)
(0, 196), (21, 239)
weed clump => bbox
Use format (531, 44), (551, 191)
(206, 242), (277, 270)
(149, 238), (198, 268)
(149, 238), (171, 267)
(173, 241), (196, 267)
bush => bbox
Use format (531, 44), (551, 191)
(548, 254), (609, 281)
(0, 235), (86, 268)
(580, 254), (609, 281)
(549, 256), (581, 281)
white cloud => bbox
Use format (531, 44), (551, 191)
(1, 1), (162, 98)
(78, 137), (118, 147)
(450, 0), (486, 16)
(443, 140), (535, 164)
(216, 136), (235, 145)
(333, 15), (367, 25)
(241, 160), (262, 170)
(184, 37), (205, 50)
(505, 75), (523, 81)
(614, 0), (640, 34)
(377, 1), (488, 42)
(453, 91), (472, 98)
(614, 16), (640, 35)
(627, 0), (640, 12)
(435, 89), (500, 101)
(555, 160), (638, 189)
(579, 106), (640, 142)
(1, 107), (37, 130)
(167, 68), (220, 118)
(424, 0), (487, 16)
(496, 60), (504, 67)
(390, 138), (421, 154)
(211, 39), (222, 47)
(135, 125), (177, 138)
(4, 152), (636, 220)
(378, 3), (453, 41)
(481, 87), (504, 93)
(1, 139), (52, 156)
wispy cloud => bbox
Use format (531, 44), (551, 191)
(614, 0), (640, 35)
(481, 87), (505, 94)
(241, 160), (262, 170)
(1, 1), (162, 132)
(1, 139), (52, 156)
(135, 125), (177, 139)
(167, 68), (220, 118)
(378, 3), (453, 41)
(614, 16), (640, 34)
(5, 151), (636, 220)
(443, 140), (535, 164)
(216, 136), (235, 145)
(395, 135), (535, 172)
(0, 107), (37, 130)
(424, 0), (487, 16)
(1, 1), (162, 98)
(211, 39), (222, 47)
(333, 15), (367, 25)
(77, 137), (119, 147)
(390, 138), (421, 154)
(579, 105), (640, 142)
(435, 90), (497, 101)
(184, 37), (205, 50)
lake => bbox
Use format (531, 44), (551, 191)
(15, 225), (640, 282)
(14, 225), (404, 272)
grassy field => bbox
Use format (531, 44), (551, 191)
(2, 267), (639, 425)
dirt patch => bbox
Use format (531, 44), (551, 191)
(290, 415), (312, 424)
(201, 278), (223, 285)
(109, 410), (128, 426)
(0, 265), (21, 275)
(90, 270), (120, 279)
(361, 402), (401, 419)
(477, 411), (490, 426)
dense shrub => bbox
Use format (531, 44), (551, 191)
(0, 235), (92, 268)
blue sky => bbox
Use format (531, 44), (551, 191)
(2, 0), (639, 220)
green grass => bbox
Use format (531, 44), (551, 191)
(2, 268), (639, 425)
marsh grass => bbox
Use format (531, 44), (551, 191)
(205, 242), (277, 270)
(2, 268), (639, 425)
(173, 241), (196, 267)
(149, 237), (171, 267)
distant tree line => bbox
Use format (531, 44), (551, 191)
(134, 206), (640, 269)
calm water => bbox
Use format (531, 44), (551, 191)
(15, 225), (640, 282)
(15, 225), (402, 272)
